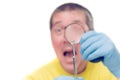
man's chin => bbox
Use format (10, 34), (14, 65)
(63, 56), (74, 64)
(61, 62), (75, 74)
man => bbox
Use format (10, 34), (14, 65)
(26, 3), (120, 80)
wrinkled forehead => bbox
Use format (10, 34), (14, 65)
(52, 10), (86, 26)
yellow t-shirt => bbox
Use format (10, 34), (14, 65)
(25, 58), (117, 80)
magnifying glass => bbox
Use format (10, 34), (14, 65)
(64, 23), (85, 80)
(65, 23), (85, 44)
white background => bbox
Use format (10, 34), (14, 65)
(0, 0), (120, 80)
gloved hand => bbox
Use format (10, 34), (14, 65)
(54, 76), (84, 80)
(80, 31), (120, 78)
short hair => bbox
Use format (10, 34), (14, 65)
(49, 3), (94, 30)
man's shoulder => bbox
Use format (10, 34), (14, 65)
(25, 58), (59, 80)
(33, 58), (59, 74)
(39, 58), (59, 71)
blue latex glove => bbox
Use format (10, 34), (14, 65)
(54, 76), (84, 80)
(80, 31), (120, 78)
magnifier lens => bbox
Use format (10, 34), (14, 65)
(65, 23), (84, 44)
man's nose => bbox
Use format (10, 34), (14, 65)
(63, 34), (71, 45)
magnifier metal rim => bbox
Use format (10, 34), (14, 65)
(64, 23), (85, 44)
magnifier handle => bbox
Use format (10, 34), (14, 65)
(90, 57), (104, 63)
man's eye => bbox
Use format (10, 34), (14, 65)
(56, 28), (61, 32)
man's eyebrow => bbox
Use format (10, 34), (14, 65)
(72, 20), (82, 24)
(52, 20), (83, 27)
(52, 21), (62, 26)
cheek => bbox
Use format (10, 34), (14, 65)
(75, 44), (82, 56)
(75, 44), (80, 52)
(84, 25), (89, 32)
(51, 35), (62, 52)
(52, 39), (59, 48)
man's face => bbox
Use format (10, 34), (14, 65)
(51, 10), (89, 73)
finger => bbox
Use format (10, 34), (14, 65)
(82, 35), (106, 60)
(80, 33), (103, 55)
(86, 39), (108, 61)
(80, 31), (97, 44)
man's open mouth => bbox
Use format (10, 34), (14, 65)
(63, 51), (77, 57)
